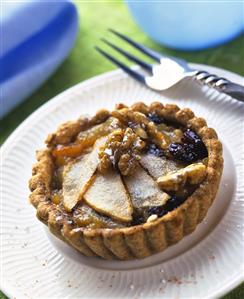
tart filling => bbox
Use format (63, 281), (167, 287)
(29, 102), (223, 260)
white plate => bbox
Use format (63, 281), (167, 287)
(1, 64), (244, 299)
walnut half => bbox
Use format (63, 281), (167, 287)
(157, 162), (207, 191)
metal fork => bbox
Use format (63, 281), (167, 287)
(95, 29), (244, 102)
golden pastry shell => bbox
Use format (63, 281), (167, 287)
(29, 103), (223, 260)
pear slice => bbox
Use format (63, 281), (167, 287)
(123, 164), (170, 209)
(62, 137), (106, 211)
(140, 153), (181, 179)
(84, 169), (133, 222)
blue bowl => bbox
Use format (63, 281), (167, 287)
(1, 1), (78, 118)
(126, 1), (244, 50)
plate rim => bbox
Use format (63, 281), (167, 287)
(1, 63), (244, 299)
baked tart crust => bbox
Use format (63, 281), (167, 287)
(29, 102), (223, 260)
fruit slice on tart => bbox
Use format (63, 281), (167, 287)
(29, 102), (223, 260)
(62, 137), (107, 211)
(140, 152), (180, 179)
(84, 169), (133, 222)
(123, 164), (170, 209)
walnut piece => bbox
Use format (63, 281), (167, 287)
(98, 128), (145, 176)
(111, 108), (170, 149)
(157, 162), (206, 191)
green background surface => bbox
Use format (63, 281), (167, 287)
(1, 1), (243, 298)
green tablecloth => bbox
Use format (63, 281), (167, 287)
(1, 1), (243, 298)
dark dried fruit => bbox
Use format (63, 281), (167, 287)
(148, 195), (186, 218)
(183, 129), (202, 145)
(168, 143), (199, 163)
(147, 113), (164, 124)
(195, 145), (208, 160)
(147, 143), (164, 157)
(148, 205), (167, 217)
(131, 215), (145, 225)
(164, 195), (186, 211)
(168, 128), (208, 163)
(182, 129), (208, 157)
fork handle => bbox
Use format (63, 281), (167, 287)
(193, 70), (244, 102)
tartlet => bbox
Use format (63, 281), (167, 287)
(29, 102), (223, 260)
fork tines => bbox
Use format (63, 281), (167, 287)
(108, 29), (162, 62)
(101, 38), (153, 72)
(95, 46), (146, 83)
(95, 29), (162, 84)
